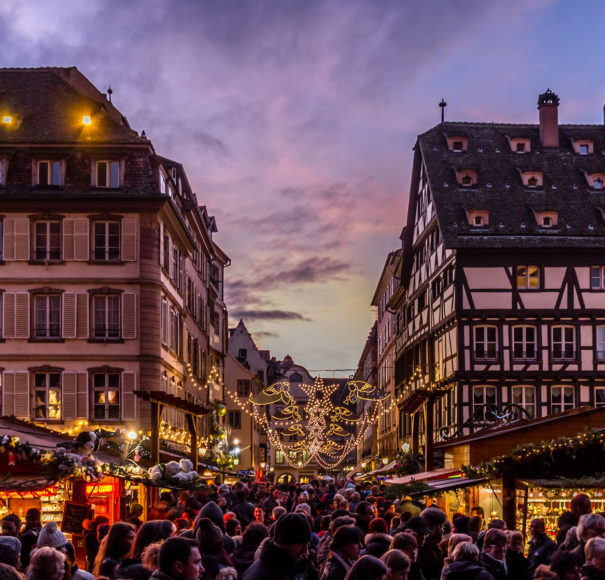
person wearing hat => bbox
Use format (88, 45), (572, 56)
(243, 512), (315, 580)
(419, 507), (446, 580)
(195, 518), (232, 580)
(320, 525), (363, 580)
(0, 536), (21, 569)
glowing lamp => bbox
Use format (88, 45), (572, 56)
(127, 431), (137, 440)
(233, 446), (241, 454)
(233, 439), (239, 445)
(2, 116), (12, 124)
(82, 115), (91, 125)
(260, 462), (266, 469)
(234, 458), (239, 465)
(382, 457), (389, 465)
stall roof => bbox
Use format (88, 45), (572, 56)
(0, 416), (70, 448)
(407, 476), (489, 496)
(360, 460), (398, 479)
(386, 467), (461, 485)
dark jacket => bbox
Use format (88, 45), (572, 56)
(442, 560), (494, 580)
(233, 499), (256, 529)
(419, 537), (445, 580)
(581, 564), (605, 580)
(505, 549), (529, 580)
(320, 551), (354, 580)
(478, 553), (506, 580)
(243, 539), (316, 580)
(528, 535), (557, 576)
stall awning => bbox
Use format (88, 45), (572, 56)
(362, 460), (398, 478)
(385, 467), (461, 485)
(407, 476), (489, 496)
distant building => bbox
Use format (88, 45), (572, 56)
(354, 323), (377, 468)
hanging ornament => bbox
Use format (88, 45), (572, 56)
(215, 403), (226, 417)
(8, 452), (15, 466)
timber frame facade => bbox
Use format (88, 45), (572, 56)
(392, 90), (605, 463)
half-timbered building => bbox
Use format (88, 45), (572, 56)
(393, 90), (605, 460)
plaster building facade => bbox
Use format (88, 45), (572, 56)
(0, 67), (229, 461)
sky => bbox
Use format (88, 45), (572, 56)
(2, 0), (605, 374)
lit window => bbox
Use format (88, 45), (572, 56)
(34, 373), (61, 419)
(474, 326), (498, 360)
(511, 385), (535, 418)
(591, 266), (605, 290)
(34, 221), (61, 261)
(34, 295), (61, 338)
(552, 326), (576, 360)
(96, 161), (120, 188)
(517, 265), (540, 289)
(38, 161), (62, 186)
(512, 326), (537, 360)
(93, 295), (120, 339)
(93, 373), (120, 419)
(551, 385), (574, 414)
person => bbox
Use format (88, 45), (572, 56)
(0, 517), (20, 539)
(0, 537), (21, 569)
(253, 506), (266, 527)
(131, 521), (175, 560)
(418, 508), (446, 580)
(127, 505), (145, 530)
(363, 519), (392, 559)
(355, 502), (375, 537)
(231, 523), (267, 577)
(557, 494), (592, 546)
(232, 491), (255, 530)
(548, 550), (580, 580)
(321, 525), (363, 580)
(343, 555), (387, 580)
(479, 529), (507, 580)
(528, 519), (557, 577)
(505, 530), (529, 579)
(381, 550), (410, 580)
(149, 537), (203, 580)
(195, 518), (231, 580)
(84, 516), (108, 572)
(440, 534), (472, 579)
(93, 522), (136, 575)
(389, 534), (422, 580)
(19, 508), (41, 569)
(243, 512), (313, 580)
(0, 562), (23, 580)
(141, 542), (163, 572)
(581, 537), (605, 580)
(570, 514), (605, 567)
(442, 542), (493, 580)
(28, 547), (66, 580)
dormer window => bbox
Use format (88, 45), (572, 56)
(447, 136), (468, 152)
(0, 158), (6, 186)
(507, 137), (531, 154)
(579, 144), (589, 155)
(521, 171), (543, 188)
(542, 216), (552, 227)
(95, 161), (120, 188)
(528, 177), (537, 187)
(467, 209), (489, 227)
(573, 139), (593, 155)
(584, 172), (605, 190)
(516, 142), (526, 152)
(533, 210), (558, 228)
(456, 169), (477, 187)
(453, 141), (463, 151)
(474, 216), (484, 226)
(595, 179), (604, 190)
(37, 161), (63, 187)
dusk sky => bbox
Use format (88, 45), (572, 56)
(3, 0), (605, 374)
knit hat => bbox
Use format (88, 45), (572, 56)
(401, 516), (428, 536)
(196, 517), (224, 551)
(420, 507), (446, 527)
(37, 521), (68, 548)
(0, 537), (21, 566)
(274, 513), (312, 545)
(369, 517), (388, 534)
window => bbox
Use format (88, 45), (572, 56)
(93, 295), (120, 339)
(473, 215), (484, 226)
(34, 221), (61, 261)
(453, 141), (463, 151)
(528, 176), (537, 187)
(238, 349), (247, 361)
(0, 159), (6, 186)
(511, 385), (535, 418)
(34, 295), (61, 338)
(594, 178), (604, 190)
(512, 326), (537, 360)
(94, 221), (120, 261)
(275, 450), (284, 464)
(34, 373), (61, 419)
(591, 266), (605, 290)
(38, 161), (61, 186)
(93, 372), (120, 419)
(596, 387), (605, 408)
(552, 326), (576, 360)
(172, 247), (180, 288)
(474, 326), (498, 360)
(579, 144), (589, 155)
(551, 385), (574, 414)
(96, 161), (120, 188)
(516, 142), (526, 153)
(597, 327), (605, 361)
(516, 265), (540, 289)
(237, 380), (250, 397)
(473, 386), (497, 421)
(228, 411), (241, 429)
(542, 216), (552, 227)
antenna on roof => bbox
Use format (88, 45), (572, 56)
(439, 98), (447, 124)
(107, 85), (112, 103)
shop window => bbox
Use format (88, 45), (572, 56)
(474, 325), (498, 361)
(93, 372), (120, 419)
(472, 386), (496, 421)
(34, 373), (61, 419)
(516, 265), (541, 289)
(552, 326), (576, 360)
(512, 326), (537, 360)
(511, 385), (535, 418)
(551, 385), (574, 414)
(33, 221), (61, 261)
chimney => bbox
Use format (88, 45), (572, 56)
(538, 89), (560, 148)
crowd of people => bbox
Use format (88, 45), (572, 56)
(0, 480), (604, 580)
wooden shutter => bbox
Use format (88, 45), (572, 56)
(14, 218), (29, 261)
(3, 372), (29, 419)
(122, 371), (137, 420)
(15, 293), (29, 338)
(76, 372), (88, 418)
(3, 293), (15, 338)
(62, 371), (77, 420)
(73, 218), (89, 261)
(161, 299), (168, 344)
(121, 218), (137, 262)
(158, 223), (163, 266)
(62, 219), (75, 261)
(62, 293), (77, 338)
(3, 219), (15, 260)
(121, 292), (137, 339)
(76, 293), (89, 339)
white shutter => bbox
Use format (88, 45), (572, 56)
(14, 218), (29, 261)
(62, 219), (75, 261)
(76, 293), (89, 339)
(62, 293), (77, 339)
(121, 218), (137, 262)
(62, 371), (77, 420)
(4, 372), (29, 419)
(121, 293), (137, 339)
(3, 293), (15, 338)
(76, 372), (88, 418)
(3, 218), (14, 260)
(73, 218), (89, 261)
(14, 293), (29, 338)
(2, 372), (15, 415)
(122, 371), (137, 421)
(158, 222), (163, 266)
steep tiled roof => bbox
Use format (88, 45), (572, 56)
(419, 121), (605, 249)
(0, 67), (147, 144)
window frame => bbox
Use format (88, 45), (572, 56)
(597, 326), (605, 362)
(32, 219), (62, 262)
(92, 371), (121, 420)
(228, 410), (241, 429)
(33, 293), (62, 340)
(36, 160), (63, 187)
(512, 325), (537, 361)
(551, 325), (577, 361)
(550, 385), (575, 414)
(33, 372), (62, 420)
(93, 220), (120, 262)
(595, 387), (605, 408)
(516, 265), (541, 290)
(511, 385), (536, 419)
(94, 160), (121, 189)
(472, 385), (497, 422)
(473, 325), (499, 361)
(236, 379), (250, 397)
(590, 266), (605, 290)
(91, 293), (121, 340)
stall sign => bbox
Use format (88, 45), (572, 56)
(0, 486), (56, 499)
(61, 501), (92, 535)
(85, 483), (114, 495)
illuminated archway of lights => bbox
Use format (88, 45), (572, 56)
(244, 379), (389, 469)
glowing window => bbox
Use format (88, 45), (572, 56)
(517, 265), (540, 289)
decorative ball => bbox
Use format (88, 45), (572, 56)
(216, 403), (226, 417)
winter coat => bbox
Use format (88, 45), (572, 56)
(320, 551), (354, 580)
(581, 564), (605, 580)
(528, 535), (557, 576)
(505, 549), (529, 579)
(442, 560), (494, 580)
(233, 500), (256, 529)
(243, 539), (316, 580)
(362, 532), (393, 559)
(478, 553), (506, 580)
(419, 537), (445, 580)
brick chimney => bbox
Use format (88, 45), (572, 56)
(538, 89), (560, 148)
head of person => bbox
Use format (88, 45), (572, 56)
(381, 549), (410, 580)
(331, 525), (364, 561)
(389, 533), (417, 563)
(253, 506), (264, 523)
(225, 518), (241, 537)
(577, 513), (605, 543)
(241, 523), (268, 549)
(419, 507), (446, 541)
(0, 537), (21, 568)
(158, 537), (203, 580)
(401, 516), (428, 548)
(585, 537), (605, 573)
(468, 516), (482, 534)
(533, 564), (555, 579)
(25, 508), (41, 529)
(0, 562), (23, 580)
(447, 533), (472, 557)
(37, 521), (68, 550)
(273, 513), (312, 561)
(507, 530), (524, 554)
(483, 528), (507, 561)
(0, 515), (20, 538)
(487, 519), (507, 531)
(132, 520), (175, 558)
(141, 541), (163, 571)
(369, 518), (389, 536)
(530, 518), (547, 540)
(195, 518), (224, 553)
(29, 546), (66, 580)
(550, 549), (581, 580)
(272, 506), (287, 522)
(130, 504), (144, 518)
(452, 541), (480, 563)
(356, 501), (375, 524)
(451, 514), (470, 534)
(345, 554), (387, 580)
(571, 493), (592, 518)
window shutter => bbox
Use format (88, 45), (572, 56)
(121, 218), (137, 262)
(62, 293), (77, 338)
(14, 372), (29, 419)
(158, 223), (163, 266)
(15, 293), (29, 338)
(76, 293), (89, 339)
(2, 218), (14, 260)
(161, 299), (168, 344)
(3, 293), (15, 338)
(122, 293), (137, 339)
(73, 218), (89, 261)
(62, 371), (77, 420)
(2, 372), (15, 415)
(62, 219), (75, 261)
(122, 371), (137, 421)
(76, 372), (88, 418)
(14, 218), (29, 261)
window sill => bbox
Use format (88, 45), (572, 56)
(29, 338), (65, 343)
(88, 338), (124, 344)
(28, 260), (65, 265)
(89, 260), (125, 265)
